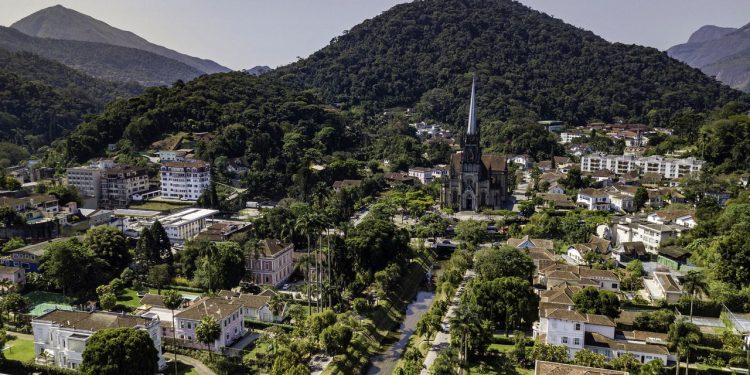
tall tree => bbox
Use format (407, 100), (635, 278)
(668, 319), (702, 375)
(83, 226), (130, 269)
(134, 226), (156, 269)
(81, 328), (159, 375)
(681, 270), (709, 322)
(151, 221), (173, 266)
(474, 246), (535, 281)
(634, 187), (649, 210)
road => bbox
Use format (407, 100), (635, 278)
(511, 171), (530, 211)
(367, 291), (436, 375)
(168, 353), (218, 375)
(420, 270), (476, 375)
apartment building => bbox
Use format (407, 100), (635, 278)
(611, 216), (687, 254)
(160, 160), (211, 201)
(32, 310), (166, 370)
(99, 167), (149, 208)
(246, 239), (294, 286)
(580, 154), (704, 179)
(66, 167), (101, 203)
(408, 167), (434, 184)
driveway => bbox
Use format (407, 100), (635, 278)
(367, 291), (436, 375)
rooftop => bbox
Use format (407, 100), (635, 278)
(160, 208), (219, 227)
(535, 361), (627, 375)
(34, 309), (154, 332)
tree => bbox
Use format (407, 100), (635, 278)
(1, 293), (30, 325)
(474, 246), (535, 281)
(634, 187), (648, 210)
(633, 310), (675, 333)
(573, 349), (607, 369)
(191, 242), (245, 291)
(81, 328), (159, 375)
(99, 292), (117, 311)
(134, 226), (156, 269)
(431, 348), (458, 375)
(416, 311), (442, 344)
(40, 239), (108, 299)
(681, 270), (709, 322)
(510, 331), (530, 368)
(2, 237), (24, 252)
(625, 259), (645, 277)
(454, 220), (486, 246)
(582, 250), (601, 269)
(195, 315), (221, 360)
(319, 323), (353, 355)
(668, 319), (702, 375)
(640, 360), (664, 375)
(530, 342), (569, 363)
(84, 226), (130, 269)
(572, 287), (620, 318)
(162, 289), (183, 375)
(151, 221), (173, 266)
(610, 352), (642, 373)
(147, 264), (171, 294)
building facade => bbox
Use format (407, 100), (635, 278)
(159, 208), (218, 242)
(99, 167), (149, 208)
(245, 239), (294, 286)
(581, 154), (704, 179)
(441, 77), (509, 212)
(160, 160), (211, 201)
(32, 310), (166, 370)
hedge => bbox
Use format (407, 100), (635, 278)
(0, 360), (76, 375)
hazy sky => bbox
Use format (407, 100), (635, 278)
(2, 0), (750, 70)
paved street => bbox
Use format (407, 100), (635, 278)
(420, 270), (476, 375)
(367, 291), (436, 375)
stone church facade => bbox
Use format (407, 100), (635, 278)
(441, 77), (509, 212)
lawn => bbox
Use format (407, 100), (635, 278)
(161, 360), (199, 375)
(4, 335), (35, 362)
(129, 201), (193, 212)
(24, 291), (74, 306)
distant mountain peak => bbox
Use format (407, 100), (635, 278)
(11, 5), (230, 74)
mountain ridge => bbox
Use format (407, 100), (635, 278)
(11, 5), (230, 75)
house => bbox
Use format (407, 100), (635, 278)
(527, 248), (557, 273)
(245, 239), (294, 287)
(79, 209), (113, 227)
(647, 210), (696, 229)
(591, 169), (615, 187)
(408, 167), (433, 184)
(32, 310), (166, 371)
(538, 264), (620, 292)
(646, 272), (684, 304)
(509, 155), (532, 169)
(226, 158), (249, 175)
(577, 189), (610, 211)
(384, 172), (416, 186)
(547, 182), (565, 195)
(537, 193), (576, 210)
(704, 192), (731, 206)
(137, 293), (190, 340)
(608, 193), (634, 213)
(507, 236), (554, 251)
(656, 246), (690, 270)
(332, 180), (362, 192)
(197, 220), (252, 242)
(566, 236), (612, 265)
(534, 361), (627, 375)
(174, 292), (283, 351)
(615, 242), (649, 263)
(533, 308), (669, 363)
(0, 237), (79, 272)
(0, 266), (25, 287)
(560, 131), (585, 144)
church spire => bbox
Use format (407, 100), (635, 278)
(467, 74), (478, 135)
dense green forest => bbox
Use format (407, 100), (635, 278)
(276, 0), (746, 128)
(0, 26), (204, 86)
(0, 48), (142, 151)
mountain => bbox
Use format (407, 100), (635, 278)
(11, 5), (230, 74)
(0, 26), (205, 86)
(0, 48), (139, 150)
(277, 0), (744, 127)
(668, 23), (750, 91)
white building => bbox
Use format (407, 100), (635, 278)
(612, 216), (687, 254)
(159, 208), (218, 242)
(158, 150), (188, 162)
(160, 160), (211, 201)
(580, 154), (704, 179)
(534, 308), (669, 364)
(576, 188), (610, 211)
(560, 132), (585, 144)
(408, 167), (433, 184)
(32, 310), (166, 371)
(66, 167), (101, 203)
(646, 210), (696, 229)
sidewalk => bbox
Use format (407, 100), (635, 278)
(420, 269), (476, 375)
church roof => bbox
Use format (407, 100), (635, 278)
(450, 153), (507, 173)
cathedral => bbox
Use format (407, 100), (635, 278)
(441, 77), (509, 212)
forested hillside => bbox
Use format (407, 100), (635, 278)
(0, 26), (204, 86)
(0, 49), (142, 150)
(277, 0), (745, 128)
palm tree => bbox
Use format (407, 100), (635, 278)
(295, 212), (314, 315)
(162, 290), (183, 375)
(681, 270), (709, 322)
(450, 304), (480, 374)
(268, 293), (285, 319)
(668, 319), (702, 375)
(195, 315), (221, 361)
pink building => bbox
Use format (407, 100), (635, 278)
(246, 239), (294, 286)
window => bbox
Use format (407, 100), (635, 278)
(574, 338), (580, 345)
(574, 323), (581, 331)
(561, 337), (568, 344)
(612, 283), (618, 289)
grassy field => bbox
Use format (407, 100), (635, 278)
(162, 360), (199, 375)
(24, 291), (74, 305)
(4, 335), (35, 362)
